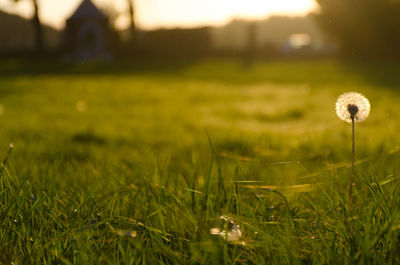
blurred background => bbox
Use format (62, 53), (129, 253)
(0, 0), (399, 180)
(1, 0), (400, 61)
(0, 0), (341, 60)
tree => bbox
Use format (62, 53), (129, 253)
(13, 0), (43, 53)
(126, 0), (135, 42)
(315, 0), (400, 58)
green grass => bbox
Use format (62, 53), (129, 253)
(0, 59), (400, 264)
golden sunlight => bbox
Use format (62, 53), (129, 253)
(1, 0), (317, 30)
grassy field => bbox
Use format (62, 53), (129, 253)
(0, 59), (400, 264)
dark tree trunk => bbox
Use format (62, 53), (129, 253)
(32, 0), (43, 53)
(127, 0), (135, 42)
(242, 22), (257, 67)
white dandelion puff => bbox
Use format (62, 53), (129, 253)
(225, 224), (242, 242)
(210, 225), (243, 243)
(210, 216), (244, 245)
(335, 92), (371, 207)
(336, 92), (370, 123)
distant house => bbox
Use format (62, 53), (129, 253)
(63, 0), (118, 60)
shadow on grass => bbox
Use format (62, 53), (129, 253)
(341, 59), (400, 89)
(1, 57), (400, 89)
(0, 58), (199, 77)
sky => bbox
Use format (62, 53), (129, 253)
(0, 0), (318, 30)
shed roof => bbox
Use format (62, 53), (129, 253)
(68, 0), (106, 20)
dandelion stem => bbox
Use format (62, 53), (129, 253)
(349, 116), (355, 207)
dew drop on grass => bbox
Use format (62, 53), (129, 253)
(75, 101), (87, 112)
(115, 230), (137, 238)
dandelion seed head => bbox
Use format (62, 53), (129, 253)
(226, 225), (242, 242)
(336, 92), (370, 123)
(210, 216), (244, 245)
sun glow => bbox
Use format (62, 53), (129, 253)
(136, 0), (317, 29)
(230, 0), (316, 17)
(0, 0), (317, 30)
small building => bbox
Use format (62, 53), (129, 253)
(63, 0), (118, 60)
